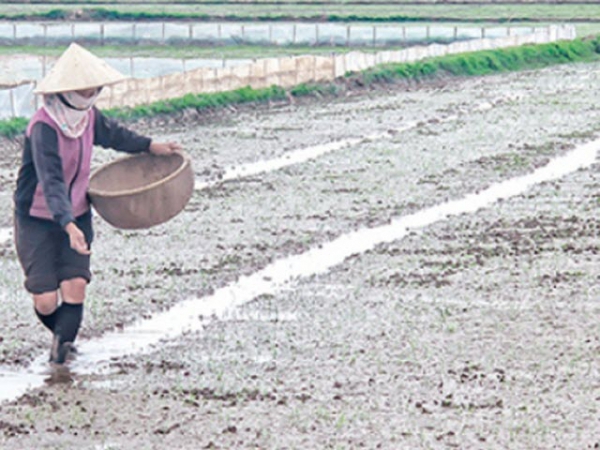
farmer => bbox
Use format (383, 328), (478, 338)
(13, 43), (181, 364)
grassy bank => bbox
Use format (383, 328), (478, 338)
(0, 117), (28, 139)
(1, 4), (600, 22)
(1, 35), (599, 138)
(358, 34), (600, 83)
(105, 85), (288, 120)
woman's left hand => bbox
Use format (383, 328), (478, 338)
(149, 141), (182, 156)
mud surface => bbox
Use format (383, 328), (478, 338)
(0, 62), (599, 449)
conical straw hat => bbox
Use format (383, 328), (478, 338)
(34, 43), (127, 94)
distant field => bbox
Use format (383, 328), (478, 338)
(2, 0), (599, 4)
(0, 44), (389, 59)
(0, 18), (597, 61)
(1, 3), (600, 21)
(576, 23), (600, 36)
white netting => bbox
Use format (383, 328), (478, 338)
(0, 25), (577, 119)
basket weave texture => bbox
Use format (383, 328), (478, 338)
(88, 151), (193, 229)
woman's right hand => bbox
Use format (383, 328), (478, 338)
(65, 222), (91, 255)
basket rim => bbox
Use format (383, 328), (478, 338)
(88, 150), (191, 198)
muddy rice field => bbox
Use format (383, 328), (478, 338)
(0, 61), (599, 449)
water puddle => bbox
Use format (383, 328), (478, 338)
(0, 227), (11, 246)
(194, 128), (413, 191)
(1, 138), (597, 404)
(193, 94), (516, 190)
(0, 369), (47, 399)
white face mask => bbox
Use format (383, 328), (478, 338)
(42, 89), (101, 139)
(61, 90), (100, 110)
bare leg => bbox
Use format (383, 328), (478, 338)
(33, 291), (59, 332)
(33, 291), (59, 315)
(60, 278), (86, 305)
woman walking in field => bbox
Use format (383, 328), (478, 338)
(13, 43), (181, 364)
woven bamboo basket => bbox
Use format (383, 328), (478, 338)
(88, 151), (193, 229)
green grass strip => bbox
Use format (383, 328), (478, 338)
(104, 85), (287, 120)
(0, 117), (29, 139)
(357, 36), (600, 84)
(2, 35), (599, 139)
(1, 8), (597, 23)
(0, 8), (421, 22)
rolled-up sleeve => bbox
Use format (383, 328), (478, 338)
(30, 123), (74, 228)
(93, 108), (152, 153)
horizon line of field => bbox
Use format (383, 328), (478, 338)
(0, 91), (518, 246)
(0, 133), (598, 404)
(1, 16), (598, 24)
(2, 1), (599, 5)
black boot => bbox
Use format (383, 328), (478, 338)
(49, 302), (83, 364)
(49, 334), (73, 365)
(35, 307), (59, 332)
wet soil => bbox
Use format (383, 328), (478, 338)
(0, 61), (599, 448)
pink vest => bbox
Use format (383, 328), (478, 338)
(26, 108), (95, 220)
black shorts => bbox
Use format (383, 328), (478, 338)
(14, 211), (94, 294)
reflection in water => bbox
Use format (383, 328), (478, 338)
(44, 365), (75, 386)
(0, 359), (75, 402)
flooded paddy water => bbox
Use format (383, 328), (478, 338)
(0, 61), (599, 448)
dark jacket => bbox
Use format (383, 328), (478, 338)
(14, 107), (151, 228)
